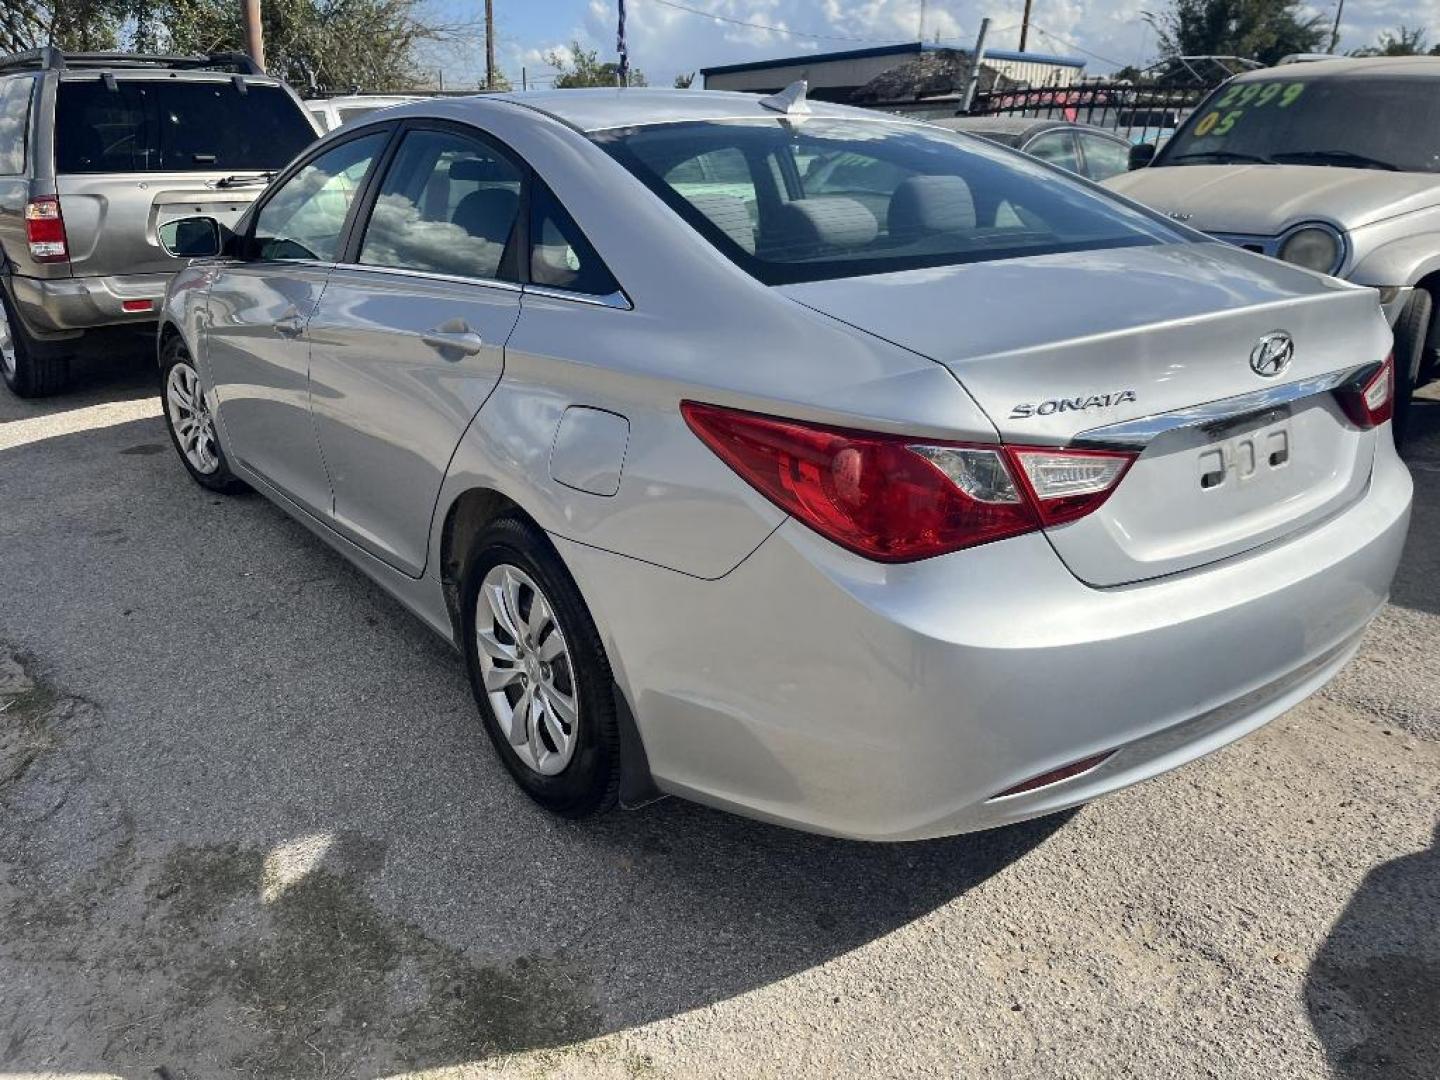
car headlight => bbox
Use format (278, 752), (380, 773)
(1278, 224), (1344, 275)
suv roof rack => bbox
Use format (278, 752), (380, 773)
(0, 48), (264, 76)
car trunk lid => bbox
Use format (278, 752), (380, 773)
(779, 241), (1390, 586)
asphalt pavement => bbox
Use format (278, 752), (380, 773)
(1, 355), (1436, 1080)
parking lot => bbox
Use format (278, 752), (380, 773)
(1, 360), (1437, 1079)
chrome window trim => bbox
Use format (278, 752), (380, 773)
(522, 284), (633, 310)
(331, 262), (524, 293)
(1071, 363), (1378, 450)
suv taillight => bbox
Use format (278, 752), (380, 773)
(26, 196), (69, 263)
(1336, 355), (1394, 429)
(681, 401), (1136, 563)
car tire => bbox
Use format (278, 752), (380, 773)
(0, 281), (70, 398)
(159, 334), (247, 494)
(461, 514), (621, 818)
(1391, 289), (1431, 446)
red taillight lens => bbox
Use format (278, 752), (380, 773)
(25, 196), (68, 262)
(1336, 355), (1394, 429)
(681, 401), (1136, 562)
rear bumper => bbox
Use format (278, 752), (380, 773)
(557, 434), (1412, 842)
(10, 272), (172, 338)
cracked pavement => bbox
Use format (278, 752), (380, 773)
(0, 359), (1437, 1079)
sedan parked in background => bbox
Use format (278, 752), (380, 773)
(1108, 56), (1440, 438)
(927, 116), (1135, 181)
(155, 88), (1409, 840)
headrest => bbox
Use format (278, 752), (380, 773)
(888, 175), (976, 238)
(685, 194), (756, 254)
(773, 196), (878, 256)
(450, 157), (514, 182)
(452, 188), (519, 244)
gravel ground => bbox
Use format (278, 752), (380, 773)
(0, 357), (1436, 1080)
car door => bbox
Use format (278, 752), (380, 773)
(204, 128), (390, 516)
(1024, 130), (1083, 175)
(1076, 131), (1132, 182)
(305, 123), (524, 576)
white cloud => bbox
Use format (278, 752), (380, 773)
(435, 0), (1437, 89)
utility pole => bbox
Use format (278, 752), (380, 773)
(1019, 0), (1033, 51)
(1328, 0), (1344, 52)
(918, 0), (926, 42)
(484, 0), (496, 89)
(960, 18), (991, 114)
(243, 0), (265, 71)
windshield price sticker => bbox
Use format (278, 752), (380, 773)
(1193, 81), (1306, 138)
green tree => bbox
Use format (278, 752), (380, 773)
(0, 0), (460, 93)
(543, 39), (646, 88)
(1349, 25), (1430, 56)
(1, 0), (122, 51)
(673, 71), (694, 88)
(1142, 0), (1327, 67)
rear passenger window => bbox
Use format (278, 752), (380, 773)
(529, 182), (621, 297)
(358, 129), (522, 281)
(0, 76), (33, 175)
(1026, 131), (1082, 173)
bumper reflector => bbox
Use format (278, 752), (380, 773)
(990, 750), (1115, 800)
(122, 299), (156, 313)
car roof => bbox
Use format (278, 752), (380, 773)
(1235, 55), (1440, 80)
(484, 87), (898, 132)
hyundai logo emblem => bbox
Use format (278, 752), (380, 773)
(1249, 331), (1294, 378)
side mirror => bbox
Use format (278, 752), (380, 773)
(1128, 143), (1157, 170)
(159, 216), (223, 258)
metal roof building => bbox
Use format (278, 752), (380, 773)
(700, 42), (1086, 102)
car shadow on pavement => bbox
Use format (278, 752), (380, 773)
(0, 413), (1076, 1078)
(1390, 398), (1440, 619)
(1304, 822), (1440, 1080)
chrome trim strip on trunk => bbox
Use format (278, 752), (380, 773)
(1071, 364), (1379, 450)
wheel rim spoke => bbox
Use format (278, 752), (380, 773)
(484, 663), (522, 692)
(535, 629), (565, 662)
(542, 683), (577, 727)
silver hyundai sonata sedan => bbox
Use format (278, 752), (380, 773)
(155, 88), (1411, 841)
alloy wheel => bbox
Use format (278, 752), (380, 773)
(0, 302), (16, 379)
(475, 564), (580, 777)
(165, 361), (220, 475)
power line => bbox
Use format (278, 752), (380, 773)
(1026, 23), (1128, 68)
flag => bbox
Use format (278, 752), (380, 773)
(617, 0), (629, 84)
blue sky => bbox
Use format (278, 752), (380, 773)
(424, 0), (1431, 90)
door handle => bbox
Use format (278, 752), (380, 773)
(421, 325), (484, 358)
(274, 310), (305, 338)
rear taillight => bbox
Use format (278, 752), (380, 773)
(25, 196), (68, 262)
(681, 401), (1136, 563)
(1336, 355), (1394, 429)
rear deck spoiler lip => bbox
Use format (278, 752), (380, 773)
(1070, 363), (1380, 451)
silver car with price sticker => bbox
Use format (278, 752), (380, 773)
(155, 85), (1411, 841)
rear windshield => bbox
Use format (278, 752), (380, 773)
(55, 79), (316, 174)
(596, 118), (1176, 285)
(1157, 75), (1440, 173)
